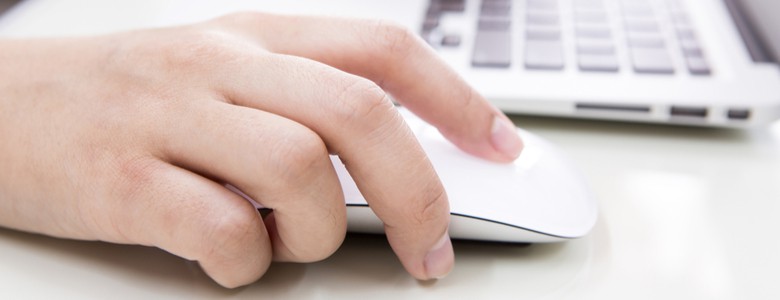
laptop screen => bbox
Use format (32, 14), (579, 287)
(0, 0), (18, 16)
(727, 0), (780, 63)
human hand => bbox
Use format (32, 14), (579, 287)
(0, 13), (523, 287)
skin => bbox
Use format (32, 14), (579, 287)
(0, 13), (523, 288)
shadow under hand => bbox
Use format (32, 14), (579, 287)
(0, 224), (599, 297)
(0, 227), (308, 297)
(279, 232), (595, 296)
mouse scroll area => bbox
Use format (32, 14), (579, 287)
(332, 108), (598, 243)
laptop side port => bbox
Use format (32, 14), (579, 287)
(727, 108), (751, 120)
(575, 103), (651, 113)
(670, 106), (708, 118)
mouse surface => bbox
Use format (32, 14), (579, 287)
(331, 108), (598, 243)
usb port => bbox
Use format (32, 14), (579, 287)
(670, 106), (708, 118)
(727, 108), (751, 120)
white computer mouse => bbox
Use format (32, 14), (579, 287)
(331, 108), (598, 243)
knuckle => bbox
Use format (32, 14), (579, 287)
(297, 217), (346, 263)
(202, 208), (260, 259)
(368, 20), (420, 61)
(266, 127), (328, 185)
(157, 30), (247, 71)
(441, 85), (477, 137)
(411, 181), (449, 227)
(114, 156), (163, 200)
(104, 28), (255, 80)
(106, 155), (163, 241)
(331, 77), (394, 126)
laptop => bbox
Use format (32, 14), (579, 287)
(0, 0), (18, 16)
(5, 0), (780, 127)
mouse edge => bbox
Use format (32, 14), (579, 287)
(345, 204), (592, 243)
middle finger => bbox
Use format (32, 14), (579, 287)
(161, 98), (347, 263)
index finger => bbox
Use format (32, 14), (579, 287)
(216, 13), (524, 162)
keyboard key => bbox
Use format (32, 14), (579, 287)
(624, 20), (660, 33)
(526, 27), (562, 40)
(575, 11), (608, 24)
(679, 39), (703, 56)
(441, 34), (462, 47)
(631, 48), (674, 74)
(576, 26), (611, 38)
(525, 41), (564, 70)
(472, 31), (512, 68)
(526, 12), (560, 25)
(481, 1), (511, 9)
(627, 33), (666, 48)
(481, 3), (512, 17)
(483, 0), (511, 4)
(685, 55), (711, 75)
(574, 0), (606, 10)
(577, 39), (616, 54)
(676, 28), (696, 40)
(628, 38), (665, 48)
(527, 0), (558, 11)
(578, 53), (620, 72)
(429, 0), (466, 12)
(478, 17), (512, 31)
(422, 17), (439, 31)
(621, 3), (654, 18)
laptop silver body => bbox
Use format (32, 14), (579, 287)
(4, 0), (779, 127)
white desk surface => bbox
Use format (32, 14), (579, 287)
(2, 1), (780, 299)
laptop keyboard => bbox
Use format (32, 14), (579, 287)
(421, 0), (712, 75)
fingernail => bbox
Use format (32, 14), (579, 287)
(491, 116), (523, 159)
(424, 232), (454, 279)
